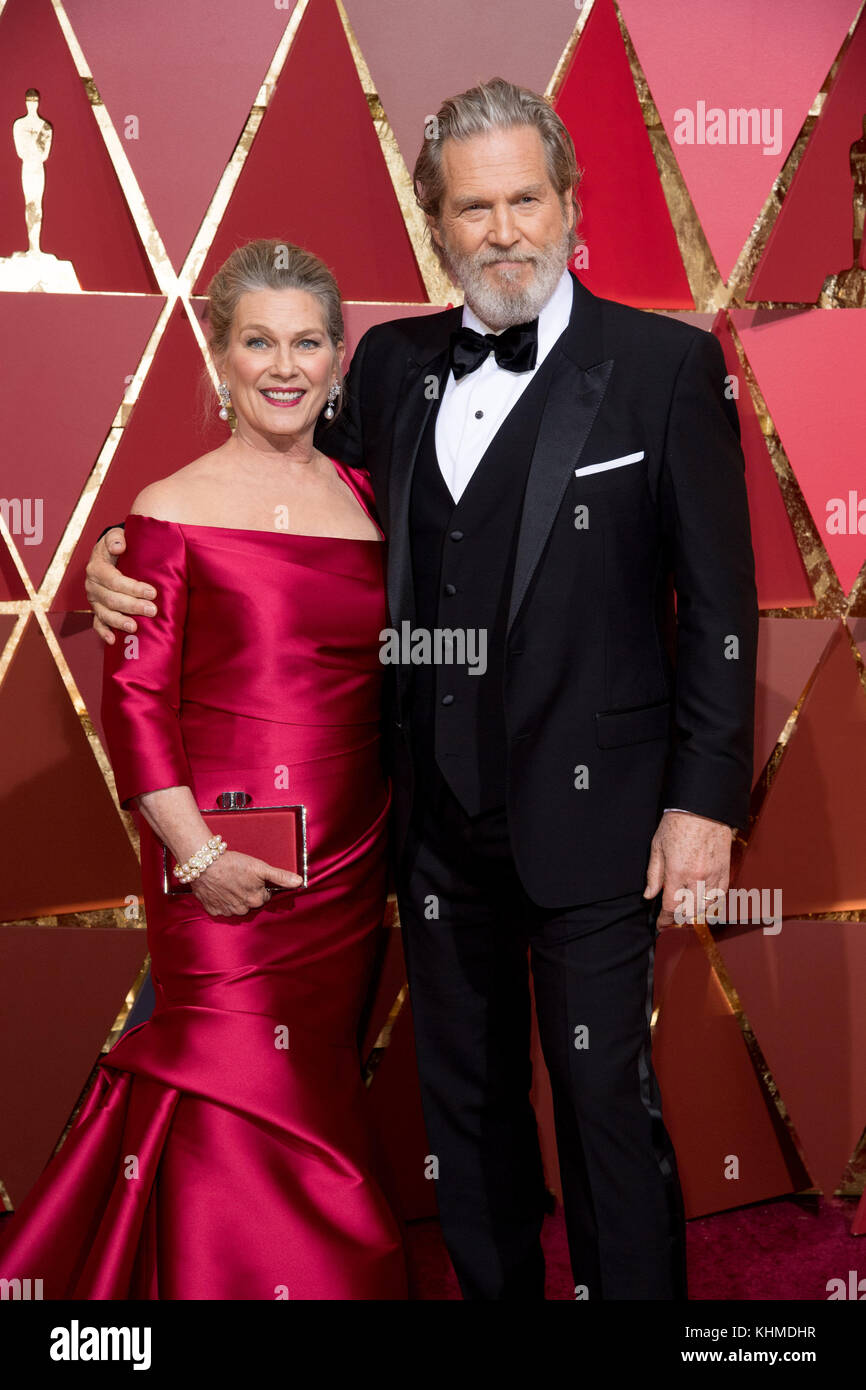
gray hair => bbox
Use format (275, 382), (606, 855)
(413, 78), (582, 264)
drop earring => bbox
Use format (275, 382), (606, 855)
(218, 381), (232, 421)
(323, 380), (339, 420)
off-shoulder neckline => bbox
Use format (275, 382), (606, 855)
(126, 457), (384, 543)
(127, 514), (384, 544)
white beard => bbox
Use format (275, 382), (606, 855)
(440, 221), (572, 330)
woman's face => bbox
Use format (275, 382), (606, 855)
(218, 287), (342, 444)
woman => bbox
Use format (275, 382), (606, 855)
(0, 239), (408, 1300)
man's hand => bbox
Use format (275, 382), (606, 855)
(85, 527), (158, 644)
(643, 810), (734, 928)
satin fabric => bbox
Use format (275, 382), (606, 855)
(0, 460), (408, 1299)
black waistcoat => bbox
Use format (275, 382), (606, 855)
(408, 345), (562, 815)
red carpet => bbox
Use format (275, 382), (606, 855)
(404, 1195), (864, 1300)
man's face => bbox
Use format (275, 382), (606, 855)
(428, 125), (574, 329)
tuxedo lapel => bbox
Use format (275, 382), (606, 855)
(386, 316), (458, 628)
(507, 274), (613, 634)
(383, 275), (613, 636)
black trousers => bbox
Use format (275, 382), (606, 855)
(396, 758), (687, 1300)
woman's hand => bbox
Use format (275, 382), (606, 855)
(191, 850), (303, 917)
(132, 789), (302, 919)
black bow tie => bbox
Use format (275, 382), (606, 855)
(448, 319), (539, 380)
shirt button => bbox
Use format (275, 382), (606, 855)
(474, 410), (484, 419)
(441, 694), (454, 706)
(444, 583), (457, 596)
(449, 530), (464, 541)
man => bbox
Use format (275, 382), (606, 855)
(86, 79), (758, 1300)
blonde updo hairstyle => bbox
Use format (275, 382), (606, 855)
(200, 238), (345, 430)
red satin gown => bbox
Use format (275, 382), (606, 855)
(0, 460), (408, 1300)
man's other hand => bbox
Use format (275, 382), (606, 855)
(643, 810), (734, 928)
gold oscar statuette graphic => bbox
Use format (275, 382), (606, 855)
(820, 112), (866, 307)
(0, 88), (81, 292)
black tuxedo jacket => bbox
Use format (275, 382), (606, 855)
(315, 272), (758, 908)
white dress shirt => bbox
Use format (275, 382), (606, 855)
(435, 268), (574, 503)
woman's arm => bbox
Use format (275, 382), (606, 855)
(101, 515), (300, 916)
(135, 785), (300, 916)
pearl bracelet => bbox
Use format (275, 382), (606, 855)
(172, 834), (228, 884)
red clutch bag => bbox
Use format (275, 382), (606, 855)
(162, 792), (308, 895)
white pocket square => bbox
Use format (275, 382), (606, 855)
(574, 450), (645, 477)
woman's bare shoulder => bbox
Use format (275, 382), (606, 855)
(129, 450), (229, 521)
